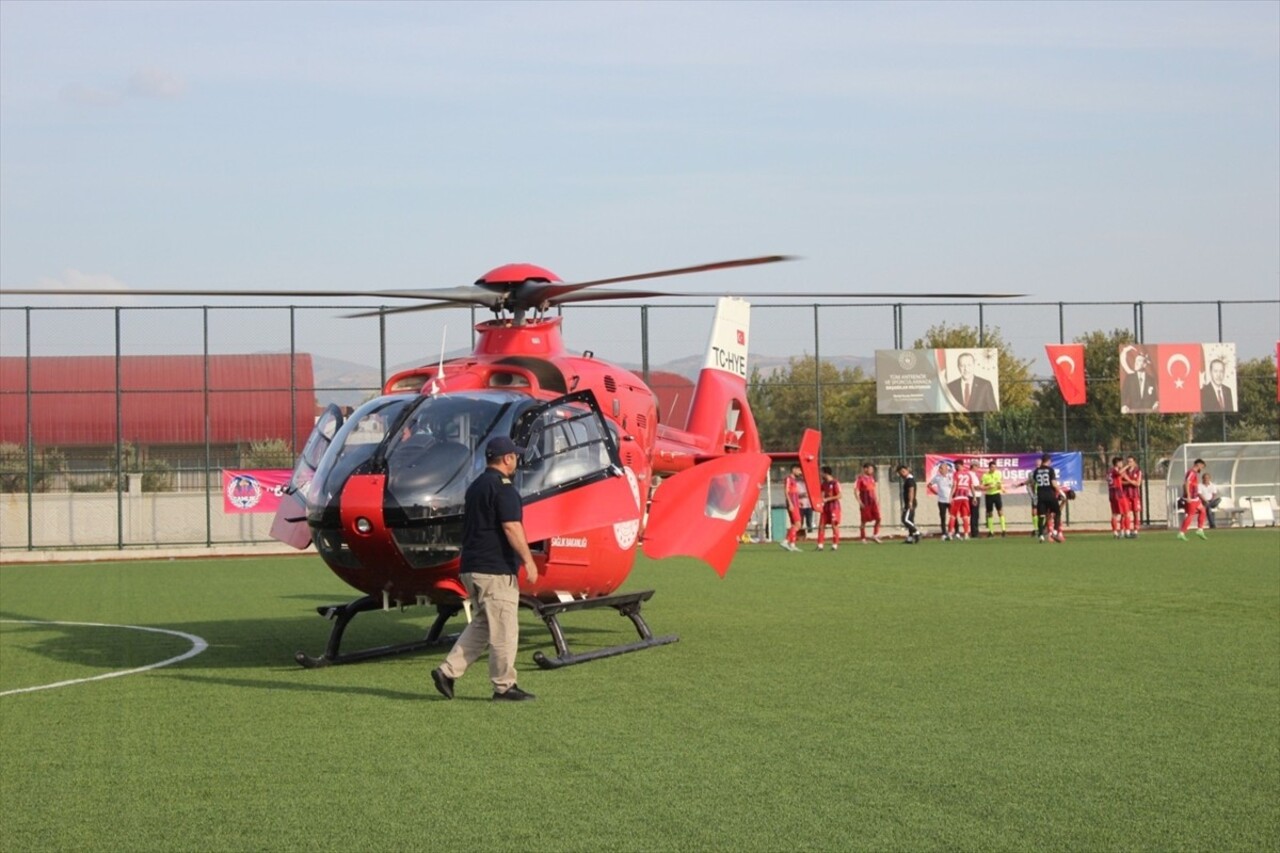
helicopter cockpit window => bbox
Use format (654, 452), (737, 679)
(517, 401), (617, 498)
(285, 403), (343, 503)
(307, 395), (415, 513)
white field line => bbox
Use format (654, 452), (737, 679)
(0, 620), (209, 697)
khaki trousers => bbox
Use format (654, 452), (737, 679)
(440, 572), (520, 691)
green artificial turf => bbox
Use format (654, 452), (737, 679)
(1, 530), (1278, 851)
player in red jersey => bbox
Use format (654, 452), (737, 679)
(816, 466), (843, 551)
(1107, 456), (1131, 538)
(1177, 458), (1208, 540)
(854, 463), (882, 543)
(1122, 455), (1144, 538)
(950, 461), (973, 540)
(782, 465), (803, 552)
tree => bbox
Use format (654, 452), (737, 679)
(244, 438), (296, 469)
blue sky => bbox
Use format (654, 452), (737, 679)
(1, 0), (1277, 368)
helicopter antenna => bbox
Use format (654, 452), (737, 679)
(428, 327), (447, 397)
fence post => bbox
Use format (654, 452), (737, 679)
(979, 302), (988, 450)
(1059, 302), (1068, 451)
(115, 307), (124, 550)
(813, 304), (822, 455)
(894, 303), (906, 461)
(204, 307), (212, 547)
(1218, 301), (1227, 442)
(24, 307), (33, 550)
(641, 305), (650, 384)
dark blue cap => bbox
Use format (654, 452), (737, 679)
(485, 436), (525, 459)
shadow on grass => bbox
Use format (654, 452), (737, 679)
(159, 672), (427, 701)
(1, 606), (632, 673)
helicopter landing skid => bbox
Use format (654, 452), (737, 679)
(522, 590), (679, 669)
(294, 595), (463, 668)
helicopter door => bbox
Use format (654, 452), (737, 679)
(513, 392), (641, 542)
(270, 403), (344, 549)
(642, 451), (771, 576)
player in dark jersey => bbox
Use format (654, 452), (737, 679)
(1029, 454), (1059, 542)
(896, 464), (920, 544)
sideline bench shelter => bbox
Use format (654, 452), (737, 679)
(1164, 441), (1280, 528)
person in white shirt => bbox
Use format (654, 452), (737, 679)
(927, 461), (955, 541)
(1198, 472), (1222, 529)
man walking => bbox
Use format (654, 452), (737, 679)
(1177, 458), (1209, 541)
(432, 436), (540, 702)
(897, 464), (920, 544)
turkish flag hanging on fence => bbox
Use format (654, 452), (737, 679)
(1154, 343), (1203, 413)
(1045, 344), (1087, 405)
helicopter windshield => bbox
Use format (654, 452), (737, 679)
(383, 392), (526, 519)
(306, 391), (529, 521)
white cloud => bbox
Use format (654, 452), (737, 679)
(127, 68), (186, 99)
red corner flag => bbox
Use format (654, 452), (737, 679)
(1046, 344), (1086, 405)
(1154, 343), (1203, 413)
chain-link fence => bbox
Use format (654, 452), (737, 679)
(2, 299), (1276, 550)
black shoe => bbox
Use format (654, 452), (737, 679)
(431, 668), (455, 700)
(493, 685), (536, 702)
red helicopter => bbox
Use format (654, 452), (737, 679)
(267, 255), (822, 668)
(2, 256), (1013, 669)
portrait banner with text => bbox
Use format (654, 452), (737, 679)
(1045, 344), (1087, 405)
(923, 452), (1084, 495)
(876, 348), (1001, 414)
(222, 469), (293, 514)
(1118, 343), (1237, 414)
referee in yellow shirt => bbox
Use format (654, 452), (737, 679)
(980, 461), (1007, 538)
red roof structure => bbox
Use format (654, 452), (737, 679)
(0, 354), (316, 448)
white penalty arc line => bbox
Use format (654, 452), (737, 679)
(0, 619), (209, 697)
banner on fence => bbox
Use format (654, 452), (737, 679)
(922, 452), (1084, 495)
(1119, 343), (1237, 414)
(222, 469), (293, 514)
(875, 348), (1001, 414)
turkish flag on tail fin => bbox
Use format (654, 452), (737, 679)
(1154, 343), (1203, 413)
(1046, 344), (1086, 405)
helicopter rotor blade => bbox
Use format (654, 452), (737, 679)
(543, 288), (676, 305)
(342, 299), (498, 319)
(0, 286), (392, 298)
(668, 291), (1027, 300)
(534, 255), (794, 302)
